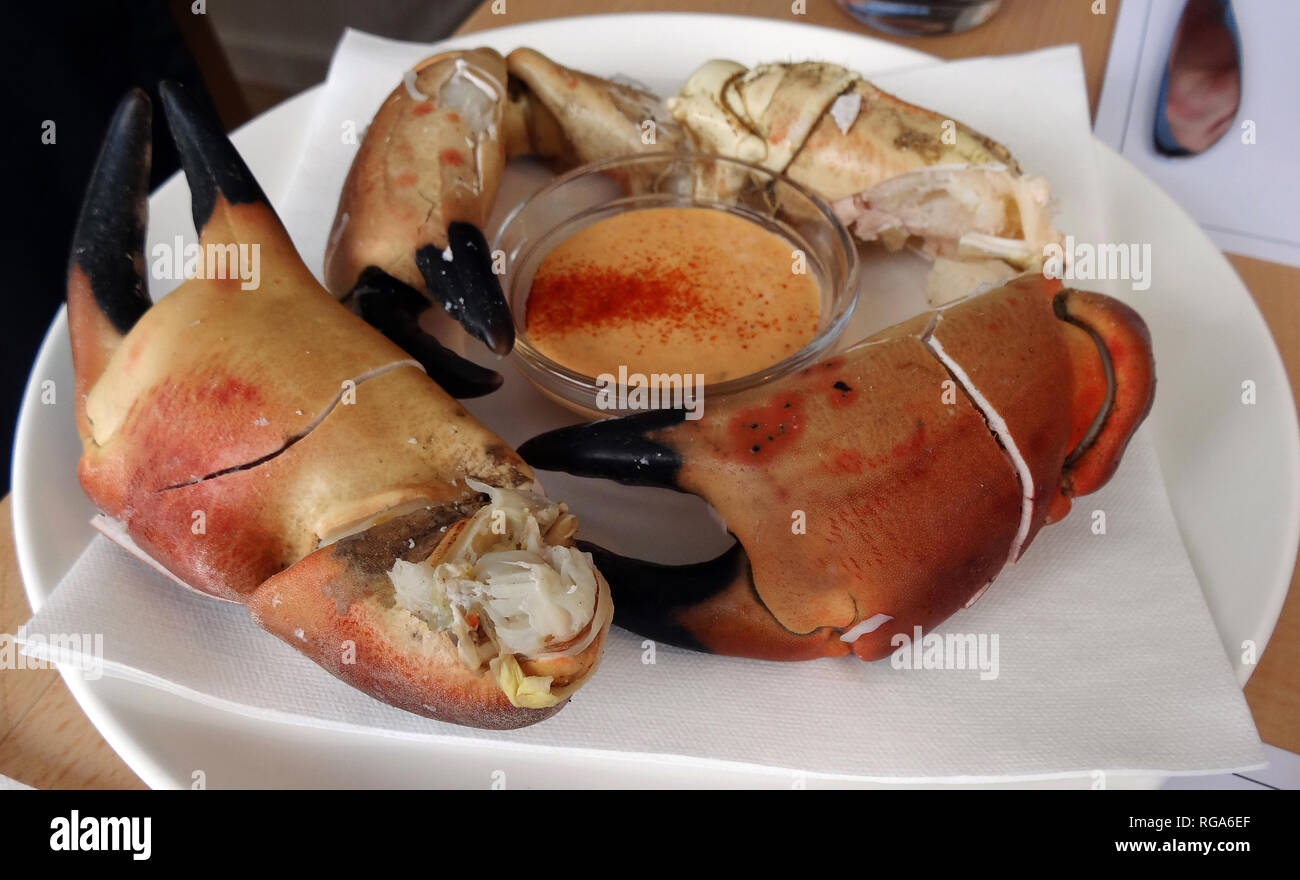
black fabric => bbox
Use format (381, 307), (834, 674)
(1, 0), (215, 495)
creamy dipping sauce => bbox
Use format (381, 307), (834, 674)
(524, 207), (822, 383)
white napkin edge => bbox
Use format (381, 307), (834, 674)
(13, 637), (1268, 784)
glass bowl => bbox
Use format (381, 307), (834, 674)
(493, 152), (860, 418)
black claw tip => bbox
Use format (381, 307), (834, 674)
(517, 409), (687, 489)
(579, 540), (747, 654)
(158, 79), (271, 235)
(415, 221), (514, 356)
(69, 88), (153, 334)
(352, 268), (503, 399)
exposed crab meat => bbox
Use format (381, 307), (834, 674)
(387, 481), (610, 708)
(924, 257), (1020, 308)
(828, 91), (862, 134)
(832, 164), (1061, 273)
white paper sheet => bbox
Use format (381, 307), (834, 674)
(1095, 0), (1300, 267)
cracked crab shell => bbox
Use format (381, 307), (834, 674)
(76, 196), (532, 602)
(248, 511), (609, 729)
(323, 48), (509, 297)
(642, 283), (1083, 659)
(783, 78), (1019, 201)
(504, 47), (687, 165)
(669, 60), (1020, 202)
(663, 324), (1024, 646)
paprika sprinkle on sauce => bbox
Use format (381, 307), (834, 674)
(524, 207), (822, 383)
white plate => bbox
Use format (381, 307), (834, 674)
(14, 14), (1298, 789)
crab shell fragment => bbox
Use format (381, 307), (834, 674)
(66, 84), (610, 728)
(520, 275), (1155, 661)
(668, 58), (1062, 277)
(668, 59), (1018, 201)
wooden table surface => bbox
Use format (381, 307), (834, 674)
(2, 0), (1296, 789)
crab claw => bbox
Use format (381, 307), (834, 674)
(349, 267), (502, 398)
(668, 59), (1063, 292)
(251, 539), (566, 730)
(522, 277), (1155, 661)
(159, 80), (273, 238)
(163, 77), (506, 400)
(67, 85), (614, 726)
(324, 49), (515, 357)
(667, 59), (1018, 203)
(67, 89), (154, 440)
(1054, 288), (1157, 507)
(413, 220), (513, 357)
(249, 497), (610, 729)
(517, 408), (688, 491)
(503, 48), (686, 166)
(581, 542), (851, 660)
